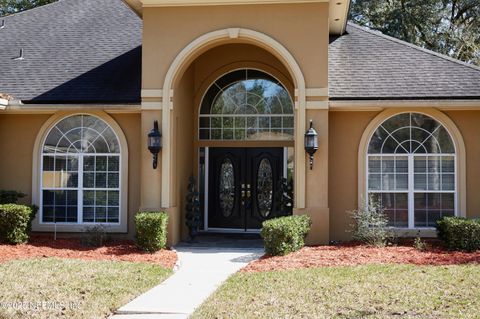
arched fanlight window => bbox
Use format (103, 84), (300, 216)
(199, 69), (294, 140)
(367, 113), (456, 228)
(41, 114), (121, 224)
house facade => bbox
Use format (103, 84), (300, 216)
(1, 0), (479, 245)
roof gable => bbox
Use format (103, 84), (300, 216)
(329, 23), (480, 100)
(0, 0), (142, 103)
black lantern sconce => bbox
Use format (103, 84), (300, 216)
(147, 120), (162, 169)
(304, 120), (318, 170)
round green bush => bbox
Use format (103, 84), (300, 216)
(261, 215), (312, 256)
(0, 204), (33, 244)
(135, 211), (169, 252)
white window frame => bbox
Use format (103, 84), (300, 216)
(32, 112), (128, 233)
(366, 153), (457, 229)
(365, 112), (458, 230)
(40, 153), (121, 225)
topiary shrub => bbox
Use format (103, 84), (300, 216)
(135, 211), (169, 252)
(261, 215), (312, 256)
(0, 204), (33, 244)
(436, 217), (480, 252)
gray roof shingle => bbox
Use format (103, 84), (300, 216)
(1, 2), (479, 103)
(0, 0), (141, 103)
(329, 23), (480, 100)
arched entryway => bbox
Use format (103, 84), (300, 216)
(198, 68), (294, 231)
(162, 35), (304, 238)
(160, 28), (307, 219)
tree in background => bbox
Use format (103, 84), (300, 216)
(0, 0), (57, 16)
(349, 0), (480, 66)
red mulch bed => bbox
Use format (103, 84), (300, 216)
(242, 243), (480, 273)
(0, 235), (177, 269)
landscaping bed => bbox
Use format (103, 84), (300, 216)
(242, 243), (480, 272)
(0, 235), (177, 268)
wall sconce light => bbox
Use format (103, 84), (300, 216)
(147, 120), (162, 169)
(304, 119), (318, 170)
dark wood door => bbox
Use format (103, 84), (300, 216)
(208, 148), (284, 230)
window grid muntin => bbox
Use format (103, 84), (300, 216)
(199, 69), (294, 141)
(367, 113), (457, 229)
(43, 115), (120, 154)
(41, 114), (121, 225)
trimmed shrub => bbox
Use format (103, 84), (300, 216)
(0, 204), (33, 244)
(436, 217), (480, 252)
(135, 211), (169, 252)
(261, 215), (312, 256)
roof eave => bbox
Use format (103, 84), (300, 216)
(123, 0), (351, 35)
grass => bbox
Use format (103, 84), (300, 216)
(0, 258), (171, 319)
(192, 264), (480, 319)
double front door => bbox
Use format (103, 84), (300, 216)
(208, 148), (284, 230)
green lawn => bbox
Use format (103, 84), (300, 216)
(0, 258), (171, 319)
(192, 264), (480, 319)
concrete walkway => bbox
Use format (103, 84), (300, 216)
(111, 244), (264, 319)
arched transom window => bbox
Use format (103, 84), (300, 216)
(199, 69), (294, 140)
(41, 114), (121, 224)
(367, 113), (456, 228)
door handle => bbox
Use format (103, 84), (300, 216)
(246, 184), (251, 199)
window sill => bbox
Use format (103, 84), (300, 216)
(32, 222), (127, 233)
(391, 228), (437, 238)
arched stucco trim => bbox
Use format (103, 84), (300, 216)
(31, 111), (129, 233)
(358, 108), (467, 227)
(161, 28), (307, 208)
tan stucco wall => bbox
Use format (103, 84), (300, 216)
(0, 112), (141, 238)
(0, 114), (50, 204)
(328, 109), (480, 242)
(328, 111), (377, 241)
(142, 3), (329, 89)
(445, 110), (480, 219)
(172, 64), (195, 243)
(192, 43), (294, 96)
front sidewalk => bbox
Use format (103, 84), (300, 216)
(112, 245), (263, 318)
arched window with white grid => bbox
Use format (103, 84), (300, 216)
(199, 69), (294, 141)
(367, 112), (456, 228)
(41, 114), (121, 224)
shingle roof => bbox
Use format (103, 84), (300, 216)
(0, 0), (141, 104)
(329, 23), (480, 100)
(1, 2), (479, 103)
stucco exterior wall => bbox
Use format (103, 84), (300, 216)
(0, 114), (50, 204)
(142, 3), (329, 89)
(445, 110), (480, 219)
(328, 109), (480, 242)
(0, 112), (141, 238)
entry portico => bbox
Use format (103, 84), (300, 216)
(130, 0), (345, 244)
